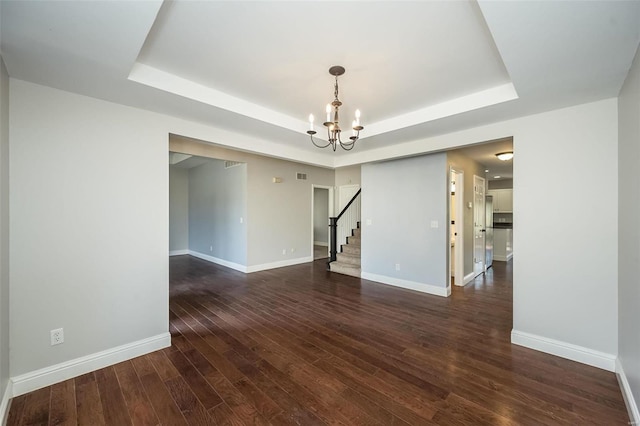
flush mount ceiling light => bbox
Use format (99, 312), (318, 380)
(307, 66), (364, 151)
(496, 151), (514, 161)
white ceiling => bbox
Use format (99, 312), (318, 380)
(2, 0), (639, 167)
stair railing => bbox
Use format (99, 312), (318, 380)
(329, 189), (361, 262)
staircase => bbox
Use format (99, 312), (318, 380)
(329, 222), (361, 278)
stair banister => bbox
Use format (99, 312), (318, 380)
(329, 189), (361, 263)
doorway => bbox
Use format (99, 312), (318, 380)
(473, 175), (486, 278)
(311, 185), (334, 260)
(449, 169), (465, 286)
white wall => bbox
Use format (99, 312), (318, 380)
(618, 44), (640, 420)
(188, 160), (247, 266)
(0, 55), (10, 410)
(361, 153), (449, 296)
(9, 79), (169, 378)
(169, 166), (188, 253)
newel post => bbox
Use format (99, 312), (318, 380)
(329, 217), (338, 263)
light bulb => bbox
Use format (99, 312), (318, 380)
(326, 104), (331, 122)
(355, 109), (361, 125)
(309, 114), (314, 131)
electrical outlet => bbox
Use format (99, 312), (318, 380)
(291, 248), (295, 253)
(395, 263), (400, 271)
(50, 328), (64, 346)
(282, 249), (287, 255)
(209, 245), (213, 252)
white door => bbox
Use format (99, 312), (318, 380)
(450, 169), (465, 287)
(473, 175), (486, 278)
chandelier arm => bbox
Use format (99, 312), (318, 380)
(341, 142), (356, 151)
(309, 134), (332, 149)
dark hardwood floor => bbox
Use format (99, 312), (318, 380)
(7, 257), (630, 425)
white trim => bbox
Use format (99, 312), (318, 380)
(511, 329), (616, 372)
(616, 358), (640, 425)
(169, 249), (189, 256)
(361, 272), (450, 297)
(314, 241), (329, 247)
(462, 271), (475, 285)
(11, 333), (170, 397)
(246, 256), (313, 273)
(450, 168), (464, 289)
(188, 251), (248, 273)
(0, 380), (12, 426)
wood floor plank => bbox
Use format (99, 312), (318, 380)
(164, 376), (217, 426)
(165, 347), (223, 409)
(48, 379), (76, 426)
(74, 373), (106, 426)
(5, 257), (631, 425)
(95, 366), (133, 426)
(133, 357), (188, 426)
(6, 395), (27, 426)
(113, 361), (159, 426)
(19, 386), (50, 426)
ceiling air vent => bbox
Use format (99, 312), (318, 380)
(296, 172), (308, 180)
(224, 160), (243, 169)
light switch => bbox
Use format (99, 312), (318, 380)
(431, 220), (438, 228)
(366, 219), (372, 226)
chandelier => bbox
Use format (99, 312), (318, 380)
(307, 66), (364, 151)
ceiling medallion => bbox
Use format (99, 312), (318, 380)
(307, 66), (364, 151)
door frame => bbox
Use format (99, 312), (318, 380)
(473, 174), (486, 278)
(310, 185), (334, 260)
(449, 168), (465, 287)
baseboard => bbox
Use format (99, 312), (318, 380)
(0, 380), (12, 426)
(616, 358), (640, 425)
(511, 329), (616, 372)
(463, 272), (475, 285)
(169, 249), (189, 256)
(246, 256), (313, 273)
(314, 241), (329, 247)
(188, 251), (247, 273)
(494, 253), (513, 261)
(11, 332), (170, 397)
(361, 272), (449, 297)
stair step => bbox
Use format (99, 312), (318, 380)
(353, 228), (361, 238)
(329, 261), (361, 278)
(347, 236), (361, 246)
(337, 252), (361, 266)
(342, 244), (361, 255)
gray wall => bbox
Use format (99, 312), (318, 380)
(313, 188), (329, 244)
(169, 166), (189, 253)
(335, 165), (361, 186)
(9, 79), (168, 377)
(361, 153), (448, 289)
(0, 54), (10, 404)
(447, 151), (486, 276)
(488, 178), (513, 190)
(188, 160), (247, 266)
(170, 136), (335, 268)
(618, 44), (640, 416)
